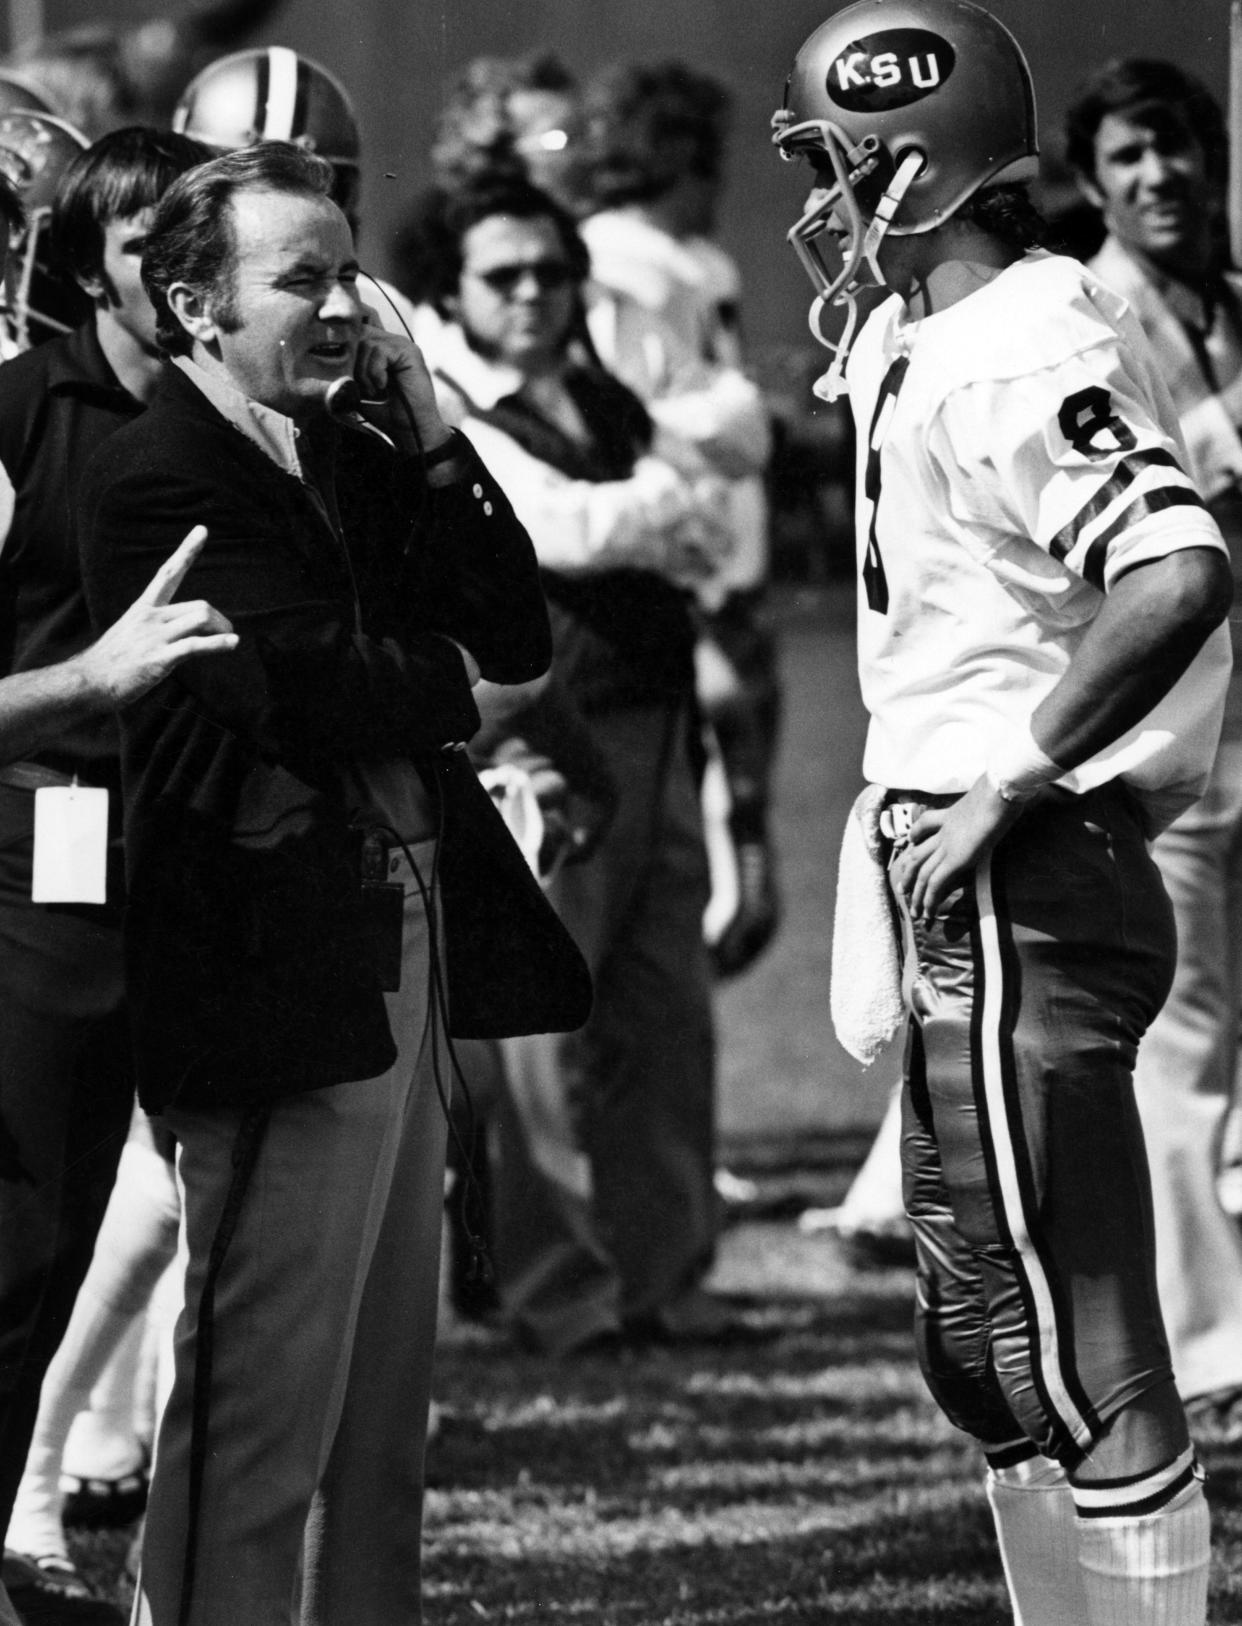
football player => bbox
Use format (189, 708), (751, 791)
(773, 3), (1232, 1622)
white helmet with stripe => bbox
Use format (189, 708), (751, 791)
(173, 46), (360, 216)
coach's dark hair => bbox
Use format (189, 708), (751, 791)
(51, 126), (211, 290)
(141, 140), (334, 356)
(579, 60), (731, 209)
(955, 183), (1061, 253)
(1064, 58), (1226, 187)
(397, 174), (590, 317)
(0, 171), (23, 245)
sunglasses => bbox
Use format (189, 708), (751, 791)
(469, 259), (576, 296)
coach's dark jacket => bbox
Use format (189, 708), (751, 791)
(79, 362), (583, 1113)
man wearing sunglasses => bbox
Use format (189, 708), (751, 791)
(405, 174), (736, 1357)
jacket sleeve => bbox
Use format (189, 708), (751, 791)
(375, 432), (552, 685)
(80, 457), (482, 766)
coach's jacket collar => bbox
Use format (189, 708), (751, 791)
(172, 354), (306, 481)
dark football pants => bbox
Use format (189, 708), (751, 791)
(891, 782), (1178, 1468)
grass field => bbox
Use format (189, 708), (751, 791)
(71, 1191), (1242, 1623)
(419, 1198), (1242, 1626)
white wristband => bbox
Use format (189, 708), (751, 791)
(985, 725), (1063, 804)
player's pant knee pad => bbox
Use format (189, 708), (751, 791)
(914, 1313), (1018, 1448)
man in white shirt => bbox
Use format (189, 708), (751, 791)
(405, 175), (736, 1355)
(774, 5), (1232, 1623)
(1066, 56), (1242, 1439)
(577, 62), (781, 977)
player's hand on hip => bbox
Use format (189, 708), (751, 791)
(898, 776), (1024, 924)
(79, 526), (238, 707)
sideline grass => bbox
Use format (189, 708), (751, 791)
(71, 1200), (1242, 1623)
(424, 1214), (1242, 1625)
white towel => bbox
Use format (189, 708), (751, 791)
(478, 764), (545, 877)
(830, 786), (906, 1066)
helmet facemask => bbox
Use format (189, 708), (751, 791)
(776, 113), (924, 400)
(0, 111), (91, 352)
(773, 0), (1040, 400)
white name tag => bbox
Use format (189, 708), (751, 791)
(31, 784), (109, 904)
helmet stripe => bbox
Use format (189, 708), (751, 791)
(253, 49), (270, 139)
(292, 56), (311, 151)
(263, 46), (300, 141)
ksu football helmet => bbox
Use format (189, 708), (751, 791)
(772, 0), (1038, 398)
(0, 109), (91, 352)
(173, 46), (361, 218)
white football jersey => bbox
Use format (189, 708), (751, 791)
(847, 250), (1230, 819)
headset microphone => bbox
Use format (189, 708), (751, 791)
(324, 376), (395, 448)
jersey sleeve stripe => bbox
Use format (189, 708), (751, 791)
(1072, 463), (1200, 570)
(1081, 488), (1207, 590)
(1049, 447), (1184, 563)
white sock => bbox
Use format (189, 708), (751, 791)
(61, 1314), (147, 1482)
(986, 1447), (1088, 1625)
(6, 1135), (180, 1563)
(133, 1255), (182, 1456)
(5, 1294), (134, 1564)
(1074, 1449), (1209, 1626)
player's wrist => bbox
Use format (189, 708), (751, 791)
(984, 724), (1063, 805)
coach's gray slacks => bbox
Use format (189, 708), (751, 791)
(132, 841), (446, 1626)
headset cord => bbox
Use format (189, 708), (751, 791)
(374, 788), (494, 1291)
(175, 779), (490, 1623)
(178, 318), (483, 1620)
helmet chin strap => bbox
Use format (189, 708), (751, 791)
(810, 151), (924, 403)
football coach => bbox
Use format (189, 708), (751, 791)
(78, 140), (578, 1626)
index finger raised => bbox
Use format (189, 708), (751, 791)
(140, 525), (209, 608)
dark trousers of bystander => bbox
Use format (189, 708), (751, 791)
(492, 701), (717, 1353)
(0, 783), (133, 1534)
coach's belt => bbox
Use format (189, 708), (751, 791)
(0, 761), (75, 792)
